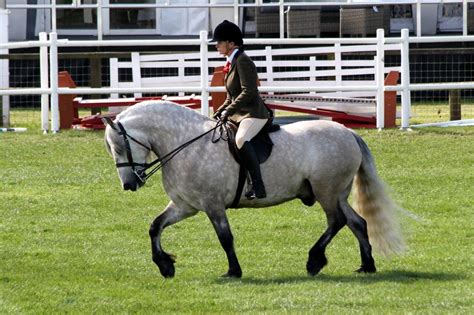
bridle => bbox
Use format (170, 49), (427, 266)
(111, 119), (228, 184)
(114, 121), (155, 183)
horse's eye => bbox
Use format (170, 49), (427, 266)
(114, 146), (124, 156)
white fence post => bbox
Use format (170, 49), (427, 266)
(49, 32), (59, 133)
(463, 0), (468, 37)
(400, 29), (411, 129)
(109, 57), (119, 99)
(309, 55), (316, 94)
(279, 0), (284, 39)
(200, 30), (209, 116)
(178, 56), (185, 97)
(40, 32), (50, 133)
(97, 0), (103, 40)
(233, 0), (239, 26)
(334, 43), (342, 86)
(0, 8), (9, 127)
(265, 46), (274, 93)
(131, 52), (142, 98)
(375, 29), (385, 129)
(416, 0), (421, 37)
(51, 0), (57, 33)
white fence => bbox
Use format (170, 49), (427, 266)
(109, 43), (401, 99)
(1, 30), (474, 132)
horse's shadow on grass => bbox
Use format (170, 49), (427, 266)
(215, 270), (465, 285)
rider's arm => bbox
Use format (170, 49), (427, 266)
(223, 54), (259, 116)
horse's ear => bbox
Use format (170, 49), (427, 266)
(102, 117), (117, 131)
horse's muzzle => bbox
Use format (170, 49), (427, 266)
(123, 173), (145, 191)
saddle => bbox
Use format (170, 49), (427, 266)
(216, 120), (280, 208)
(225, 120), (276, 164)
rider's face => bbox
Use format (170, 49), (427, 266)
(216, 41), (236, 57)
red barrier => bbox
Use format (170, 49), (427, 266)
(58, 71), (77, 129)
(210, 68), (399, 128)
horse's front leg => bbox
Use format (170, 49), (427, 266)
(206, 210), (242, 278)
(149, 201), (197, 278)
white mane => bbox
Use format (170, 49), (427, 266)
(116, 100), (211, 126)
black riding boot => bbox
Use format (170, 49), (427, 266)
(239, 141), (267, 199)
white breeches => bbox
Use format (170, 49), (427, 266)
(235, 118), (268, 149)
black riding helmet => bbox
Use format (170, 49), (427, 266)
(210, 20), (243, 46)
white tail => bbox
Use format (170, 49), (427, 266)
(352, 134), (406, 256)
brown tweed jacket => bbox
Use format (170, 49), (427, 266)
(216, 51), (270, 123)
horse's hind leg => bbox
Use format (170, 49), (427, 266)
(149, 201), (198, 278)
(338, 198), (376, 273)
(206, 210), (242, 278)
(307, 199), (346, 276)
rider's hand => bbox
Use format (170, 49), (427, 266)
(212, 110), (222, 120)
(220, 110), (229, 122)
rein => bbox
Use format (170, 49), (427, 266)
(115, 120), (227, 183)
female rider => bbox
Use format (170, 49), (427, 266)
(211, 20), (271, 199)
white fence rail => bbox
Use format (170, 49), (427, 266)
(1, 29), (474, 132)
(109, 43), (401, 99)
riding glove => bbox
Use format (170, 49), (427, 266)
(212, 110), (222, 119)
(220, 110), (229, 122)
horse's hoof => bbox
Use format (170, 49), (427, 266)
(307, 265), (323, 277)
(158, 262), (175, 278)
(221, 270), (242, 278)
(354, 265), (377, 274)
(155, 253), (176, 278)
(306, 256), (328, 276)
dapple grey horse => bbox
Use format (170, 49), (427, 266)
(103, 100), (405, 278)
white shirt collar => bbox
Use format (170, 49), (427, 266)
(226, 48), (239, 64)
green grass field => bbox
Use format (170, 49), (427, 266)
(1, 117), (473, 313)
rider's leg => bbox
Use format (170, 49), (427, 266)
(235, 118), (268, 199)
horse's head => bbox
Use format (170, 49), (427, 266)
(103, 117), (151, 191)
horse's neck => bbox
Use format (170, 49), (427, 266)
(142, 105), (211, 156)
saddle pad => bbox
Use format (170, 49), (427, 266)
(225, 121), (275, 165)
